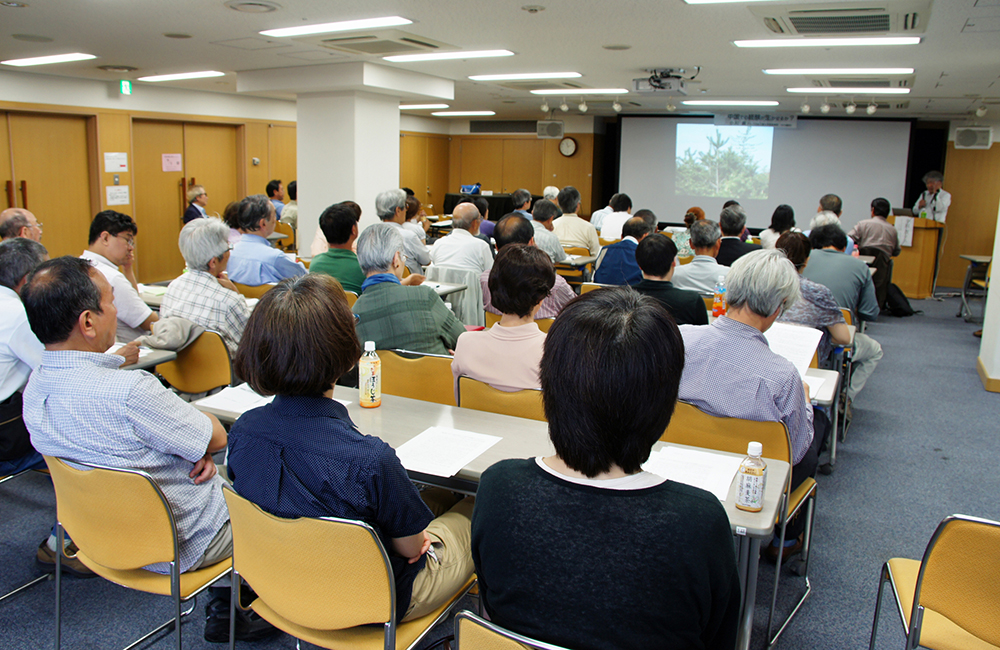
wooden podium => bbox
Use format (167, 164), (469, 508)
(888, 216), (944, 299)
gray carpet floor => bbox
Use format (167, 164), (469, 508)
(1, 293), (996, 649)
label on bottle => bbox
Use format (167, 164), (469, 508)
(359, 356), (381, 408)
(735, 465), (765, 512)
(712, 289), (727, 317)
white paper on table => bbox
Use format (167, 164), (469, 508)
(139, 284), (167, 296)
(395, 426), (501, 478)
(763, 322), (823, 378)
(434, 220), (453, 228)
(642, 446), (743, 502)
(895, 216), (914, 247)
(195, 384), (275, 415)
(802, 375), (826, 400)
(106, 342), (154, 358)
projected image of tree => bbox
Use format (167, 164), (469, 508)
(675, 125), (773, 199)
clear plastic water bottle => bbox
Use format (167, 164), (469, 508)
(358, 341), (381, 408)
(736, 441), (767, 512)
(712, 275), (727, 318)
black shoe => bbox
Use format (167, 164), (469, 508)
(204, 596), (280, 643)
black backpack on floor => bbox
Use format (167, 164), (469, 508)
(884, 283), (920, 317)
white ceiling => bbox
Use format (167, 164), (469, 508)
(1, 0), (998, 122)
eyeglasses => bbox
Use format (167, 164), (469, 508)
(116, 234), (136, 248)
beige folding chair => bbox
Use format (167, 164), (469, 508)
(272, 220), (296, 252)
(232, 282), (277, 299)
(380, 349), (456, 406)
(534, 318), (554, 332)
(344, 290), (359, 309)
(677, 255), (695, 265)
(598, 237), (620, 247)
(222, 485), (476, 650)
(485, 311), (501, 328)
(0, 468), (52, 603)
(555, 246), (591, 288)
(455, 610), (571, 650)
(869, 514), (1000, 650)
(157, 330), (233, 395)
(661, 401), (816, 647)
(457, 376), (546, 422)
(581, 282), (612, 294)
(44, 456), (231, 650)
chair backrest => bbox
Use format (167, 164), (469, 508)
(911, 514), (1000, 646)
(380, 349), (456, 406)
(455, 610), (571, 650)
(661, 401), (791, 486)
(701, 294), (714, 310)
(233, 282), (277, 299)
(157, 330), (233, 394)
(425, 265), (485, 327)
(840, 308), (853, 326)
(272, 220), (295, 251)
(222, 485), (395, 631)
(485, 311), (501, 328)
(344, 290), (359, 308)
(598, 237), (620, 247)
(678, 255), (694, 265)
(457, 376), (546, 421)
(43, 456), (177, 570)
(535, 318), (554, 333)
(580, 282), (611, 294)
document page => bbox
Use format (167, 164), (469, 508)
(642, 446), (743, 501)
(395, 426), (502, 477)
(763, 322), (822, 377)
(195, 384), (275, 415)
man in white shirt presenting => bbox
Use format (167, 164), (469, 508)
(429, 203), (494, 274)
(912, 170), (950, 223)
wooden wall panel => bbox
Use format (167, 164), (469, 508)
(502, 139), (544, 195)
(0, 114), (12, 209)
(96, 112), (132, 213)
(937, 143), (1000, 288)
(267, 124), (296, 194)
(400, 132), (429, 205)
(426, 136), (450, 216)
(542, 134), (595, 217)
(244, 122), (269, 199)
(132, 120), (185, 282)
(458, 139), (504, 193)
(184, 123), (239, 218)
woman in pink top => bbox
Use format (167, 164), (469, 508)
(452, 244), (556, 404)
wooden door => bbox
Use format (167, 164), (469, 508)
(0, 114), (12, 210)
(501, 139), (543, 194)
(132, 120), (185, 283)
(400, 133), (429, 206)
(184, 123), (238, 218)
(8, 113), (92, 259)
(458, 139), (503, 194)
(425, 136), (450, 216)
(267, 125), (296, 195)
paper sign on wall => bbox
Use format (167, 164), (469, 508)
(106, 185), (130, 206)
(104, 152), (128, 173)
(895, 216), (914, 247)
(161, 154), (182, 172)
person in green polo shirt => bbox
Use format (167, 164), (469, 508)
(309, 203), (366, 295)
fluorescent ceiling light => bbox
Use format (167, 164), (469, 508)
(469, 72), (581, 81)
(138, 70), (226, 82)
(736, 37), (920, 48)
(682, 100), (779, 106)
(764, 67), (914, 75)
(399, 104), (449, 110)
(685, 0), (786, 3)
(1, 52), (96, 67)
(786, 87), (910, 95)
(261, 16), (411, 38)
(530, 88), (628, 95)
(431, 111), (496, 117)
(384, 50), (513, 63)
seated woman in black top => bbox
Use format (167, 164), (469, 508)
(471, 287), (740, 650)
(227, 274), (474, 624)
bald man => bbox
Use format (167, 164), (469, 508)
(0, 208), (42, 242)
(429, 202), (493, 273)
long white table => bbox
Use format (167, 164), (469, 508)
(195, 386), (788, 650)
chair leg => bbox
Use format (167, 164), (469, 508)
(230, 571), (239, 650)
(0, 573), (50, 604)
(868, 564), (889, 650)
(55, 523), (63, 650)
(120, 598), (197, 650)
(766, 494), (816, 648)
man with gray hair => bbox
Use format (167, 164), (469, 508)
(912, 170), (950, 223)
(0, 208), (43, 242)
(678, 249), (827, 561)
(511, 188), (533, 220)
(429, 202), (493, 273)
(374, 188), (431, 276)
(807, 194), (856, 255)
(716, 204), (761, 267)
(227, 194), (306, 285)
(542, 185), (560, 203)
(161, 217), (251, 354)
(671, 220), (730, 294)
(354, 223), (465, 355)
(528, 199), (568, 264)
(551, 186), (600, 255)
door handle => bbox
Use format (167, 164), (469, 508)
(179, 177), (187, 219)
(19, 180), (27, 210)
(4, 181), (13, 209)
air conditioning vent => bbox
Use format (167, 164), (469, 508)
(790, 13), (890, 34)
(537, 121), (565, 139)
(301, 30), (453, 56)
(469, 121), (536, 134)
(954, 127), (993, 149)
(751, 2), (929, 36)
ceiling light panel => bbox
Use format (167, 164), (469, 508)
(261, 16), (412, 38)
(431, 111), (496, 116)
(469, 72), (581, 81)
(399, 104), (449, 110)
(1, 52), (96, 67)
(682, 100), (780, 106)
(764, 68), (914, 75)
(530, 88), (628, 95)
(786, 87), (910, 94)
(736, 37), (920, 47)
(138, 70), (226, 82)
(385, 50), (513, 62)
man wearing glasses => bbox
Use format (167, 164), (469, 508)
(81, 210), (158, 342)
(0, 208), (43, 242)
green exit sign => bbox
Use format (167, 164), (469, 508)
(119, 80), (132, 95)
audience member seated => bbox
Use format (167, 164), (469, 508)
(632, 234), (708, 325)
(228, 274), (475, 623)
(429, 203), (493, 273)
(542, 185), (559, 204)
(372, 189), (431, 276)
(472, 287), (740, 650)
(266, 179), (284, 218)
(849, 197), (899, 311)
(670, 220), (730, 294)
(453, 244), (552, 402)
(222, 200), (242, 246)
(19, 257), (271, 643)
(81, 210), (158, 342)
(551, 186), (600, 256)
(596, 193), (633, 240)
(511, 188), (533, 220)
(354, 223), (464, 355)
(161, 218), (251, 356)
(716, 204), (761, 267)
(482, 215), (575, 320)
(802, 225), (879, 323)
(308, 203), (365, 294)
(183, 185), (208, 224)
(759, 204), (797, 250)
(593, 216), (651, 285)
(0, 208), (43, 242)
(311, 200), (360, 258)
(589, 193), (623, 232)
(677, 249), (828, 560)
(227, 195), (306, 286)
(463, 196), (497, 243)
(672, 206), (704, 258)
(807, 194), (856, 255)
(403, 195), (430, 242)
(528, 199), (568, 264)
(279, 180), (297, 228)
